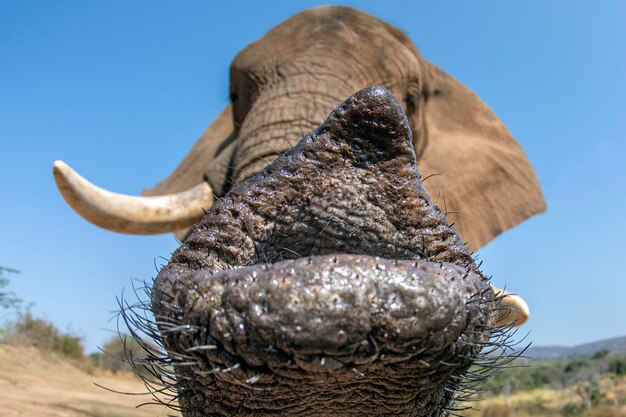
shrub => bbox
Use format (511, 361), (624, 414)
(0, 266), (21, 310)
(563, 359), (588, 374)
(99, 334), (155, 378)
(591, 349), (610, 360)
(560, 403), (585, 416)
(610, 358), (626, 376)
(1, 310), (85, 361)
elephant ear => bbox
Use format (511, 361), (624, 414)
(417, 60), (546, 251)
(142, 104), (235, 239)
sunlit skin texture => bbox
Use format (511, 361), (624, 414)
(152, 87), (496, 416)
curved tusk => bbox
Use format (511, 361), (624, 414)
(490, 285), (530, 327)
(53, 160), (214, 235)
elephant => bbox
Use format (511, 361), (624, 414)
(52, 6), (545, 416)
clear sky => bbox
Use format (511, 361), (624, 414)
(1, 1), (624, 353)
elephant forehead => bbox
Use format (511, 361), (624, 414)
(232, 6), (421, 82)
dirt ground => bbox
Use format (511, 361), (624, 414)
(0, 344), (179, 417)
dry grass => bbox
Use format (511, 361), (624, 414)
(2, 341), (625, 417)
(0, 344), (179, 417)
(460, 374), (626, 417)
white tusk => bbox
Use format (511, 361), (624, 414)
(53, 160), (213, 235)
(490, 285), (530, 327)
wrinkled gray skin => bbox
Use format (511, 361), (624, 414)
(152, 86), (496, 416)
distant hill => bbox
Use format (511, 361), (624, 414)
(524, 336), (626, 360)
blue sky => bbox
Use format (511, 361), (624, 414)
(1, 1), (624, 353)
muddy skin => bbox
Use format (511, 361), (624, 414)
(151, 86), (497, 416)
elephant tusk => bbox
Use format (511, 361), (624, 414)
(490, 285), (530, 327)
(53, 160), (214, 235)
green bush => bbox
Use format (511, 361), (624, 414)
(591, 349), (610, 360)
(1, 310), (85, 361)
(482, 350), (626, 396)
(564, 359), (589, 374)
(560, 403), (585, 416)
(99, 334), (154, 377)
(610, 358), (626, 376)
(0, 266), (21, 310)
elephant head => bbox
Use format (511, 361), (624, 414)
(54, 6), (544, 251)
(53, 6), (545, 416)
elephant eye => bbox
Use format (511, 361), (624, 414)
(230, 91), (239, 102)
(404, 95), (418, 112)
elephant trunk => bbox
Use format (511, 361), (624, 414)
(224, 71), (360, 189)
(150, 86), (498, 416)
